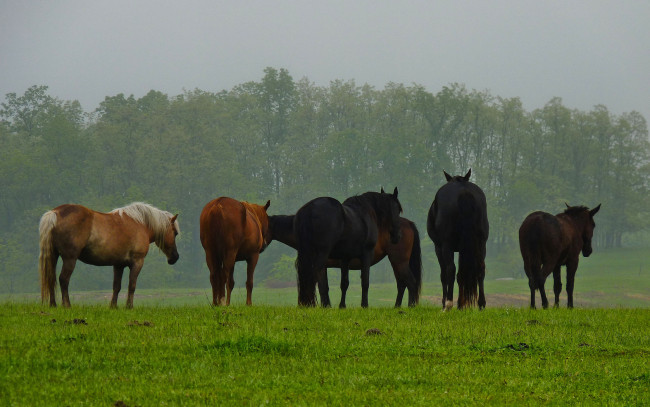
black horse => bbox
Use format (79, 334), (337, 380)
(519, 204), (601, 309)
(268, 213), (422, 307)
(427, 169), (489, 310)
(294, 188), (403, 307)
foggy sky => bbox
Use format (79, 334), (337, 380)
(1, 1), (649, 121)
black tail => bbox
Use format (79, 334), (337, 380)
(294, 207), (317, 307)
(408, 221), (423, 303)
(457, 192), (480, 307)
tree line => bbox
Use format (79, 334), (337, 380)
(1, 67), (648, 294)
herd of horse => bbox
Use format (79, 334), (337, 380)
(38, 170), (601, 310)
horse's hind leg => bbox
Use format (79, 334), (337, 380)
(224, 252), (237, 306)
(394, 279), (406, 308)
(339, 266), (350, 309)
(110, 266), (125, 308)
(538, 263), (553, 309)
(59, 257), (77, 308)
(317, 269), (331, 308)
(389, 259), (410, 307)
(244, 253), (259, 306)
(552, 265), (562, 308)
(478, 259), (486, 310)
(435, 245), (455, 310)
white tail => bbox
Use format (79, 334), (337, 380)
(38, 211), (58, 304)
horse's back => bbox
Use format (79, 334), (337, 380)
(428, 181), (488, 247)
(200, 197), (247, 249)
(49, 205), (95, 252)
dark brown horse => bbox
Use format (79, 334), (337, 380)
(199, 197), (270, 306)
(427, 170), (489, 310)
(519, 204), (601, 309)
(294, 189), (403, 307)
(268, 215), (422, 307)
(39, 202), (180, 308)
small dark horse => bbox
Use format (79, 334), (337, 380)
(268, 214), (422, 307)
(39, 202), (180, 308)
(294, 188), (403, 307)
(519, 204), (601, 309)
(199, 197), (271, 306)
(427, 170), (489, 310)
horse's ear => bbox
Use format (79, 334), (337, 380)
(444, 170), (452, 182)
(464, 169), (471, 181)
(565, 202), (570, 209)
(264, 200), (271, 211)
(590, 204), (601, 217)
(381, 187), (385, 194)
(171, 214), (178, 223)
(393, 187), (398, 198)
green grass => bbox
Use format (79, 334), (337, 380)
(1, 304), (648, 406)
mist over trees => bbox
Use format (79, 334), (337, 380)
(1, 68), (649, 294)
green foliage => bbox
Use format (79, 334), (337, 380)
(1, 304), (648, 405)
(0, 72), (649, 294)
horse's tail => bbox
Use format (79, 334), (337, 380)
(457, 193), (480, 307)
(294, 207), (317, 307)
(408, 221), (423, 303)
(38, 211), (58, 305)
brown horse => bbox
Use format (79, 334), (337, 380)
(38, 202), (180, 308)
(268, 215), (422, 307)
(519, 204), (601, 309)
(199, 197), (271, 306)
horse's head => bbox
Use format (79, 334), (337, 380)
(444, 169), (471, 183)
(380, 187), (403, 244)
(162, 214), (180, 264)
(254, 200), (272, 252)
(565, 203), (601, 257)
(581, 204), (601, 257)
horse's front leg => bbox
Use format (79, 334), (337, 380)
(110, 265), (125, 308)
(317, 268), (331, 308)
(59, 258), (78, 308)
(245, 253), (259, 306)
(126, 258), (144, 309)
(339, 263), (350, 309)
(566, 259), (579, 309)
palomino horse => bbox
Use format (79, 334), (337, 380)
(519, 204), (601, 309)
(38, 202), (180, 308)
(294, 188), (403, 307)
(268, 214), (422, 307)
(427, 170), (489, 310)
(199, 197), (270, 306)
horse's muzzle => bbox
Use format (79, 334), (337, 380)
(168, 251), (180, 264)
(582, 247), (593, 257)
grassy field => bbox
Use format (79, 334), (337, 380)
(1, 304), (648, 406)
(1, 247), (648, 405)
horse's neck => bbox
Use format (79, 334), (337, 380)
(271, 216), (297, 248)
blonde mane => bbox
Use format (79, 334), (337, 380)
(111, 202), (179, 248)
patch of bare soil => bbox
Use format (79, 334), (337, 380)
(420, 293), (529, 308)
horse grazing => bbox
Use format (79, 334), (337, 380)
(199, 197), (270, 306)
(427, 169), (489, 310)
(519, 204), (601, 309)
(268, 214), (422, 307)
(294, 188), (403, 308)
(38, 202), (180, 308)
